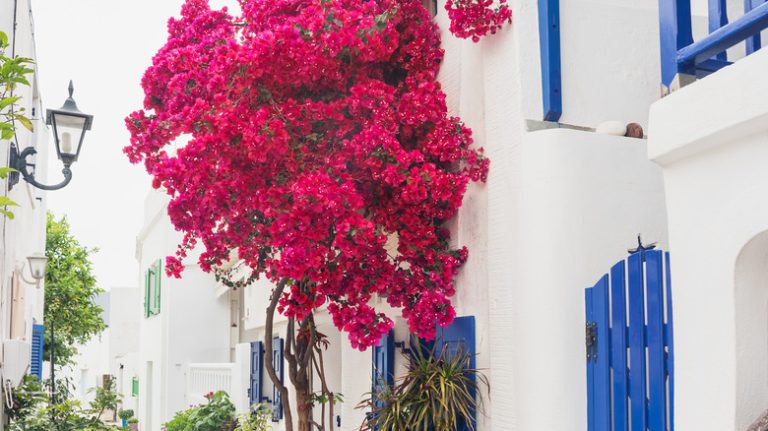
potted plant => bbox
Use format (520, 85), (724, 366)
(119, 409), (134, 428)
(127, 417), (139, 430)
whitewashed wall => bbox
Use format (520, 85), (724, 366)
(136, 190), (231, 430)
(0, 0), (50, 427)
(109, 286), (142, 415)
(649, 48), (768, 431)
(231, 1), (675, 431)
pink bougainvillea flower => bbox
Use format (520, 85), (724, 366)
(125, 0), (489, 351)
(445, 0), (512, 42)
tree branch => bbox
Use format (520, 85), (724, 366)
(264, 279), (294, 431)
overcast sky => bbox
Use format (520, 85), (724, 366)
(32, 0), (236, 290)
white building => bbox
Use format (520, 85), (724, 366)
(0, 0), (51, 426)
(60, 292), (111, 407)
(108, 286), (142, 416)
(134, 190), (231, 430)
(128, 1), (768, 430)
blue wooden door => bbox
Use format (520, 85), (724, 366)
(435, 316), (476, 431)
(249, 341), (263, 406)
(585, 249), (674, 431)
(372, 331), (394, 402)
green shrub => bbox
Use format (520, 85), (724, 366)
(359, 343), (489, 431)
(118, 409), (135, 421)
(164, 391), (236, 431)
(234, 404), (271, 431)
(7, 375), (47, 420)
(8, 399), (115, 431)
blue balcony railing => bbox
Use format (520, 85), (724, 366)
(660, 0), (768, 92)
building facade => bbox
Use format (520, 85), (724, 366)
(0, 0), (50, 427)
(128, 0), (768, 430)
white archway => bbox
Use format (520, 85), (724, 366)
(735, 230), (768, 429)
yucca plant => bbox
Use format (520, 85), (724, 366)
(359, 342), (489, 431)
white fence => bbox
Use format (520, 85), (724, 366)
(186, 345), (251, 413)
(186, 363), (237, 407)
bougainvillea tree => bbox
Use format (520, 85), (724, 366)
(125, 0), (488, 429)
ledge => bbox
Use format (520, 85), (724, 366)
(649, 48), (768, 166)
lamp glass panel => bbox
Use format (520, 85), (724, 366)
(27, 255), (48, 281)
(53, 113), (86, 157)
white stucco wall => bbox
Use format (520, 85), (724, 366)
(0, 0), (50, 426)
(229, 2), (674, 431)
(109, 286), (141, 415)
(135, 190), (231, 430)
(649, 47), (768, 431)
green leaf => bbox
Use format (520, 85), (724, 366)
(0, 167), (16, 179)
(0, 196), (20, 207)
(1, 126), (13, 140)
(0, 32), (7, 49)
(15, 114), (33, 132)
(0, 96), (20, 110)
(0, 209), (14, 220)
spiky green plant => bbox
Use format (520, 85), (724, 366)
(359, 342), (489, 431)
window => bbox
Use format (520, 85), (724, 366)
(131, 377), (139, 397)
(144, 259), (162, 317)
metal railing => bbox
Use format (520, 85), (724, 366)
(660, 0), (768, 93)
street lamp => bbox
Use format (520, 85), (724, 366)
(27, 253), (48, 281)
(9, 80), (93, 191)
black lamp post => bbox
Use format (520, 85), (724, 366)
(9, 80), (93, 191)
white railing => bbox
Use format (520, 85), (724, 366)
(186, 363), (236, 406)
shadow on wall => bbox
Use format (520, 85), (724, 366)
(735, 230), (768, 430)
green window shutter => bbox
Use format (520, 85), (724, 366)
(131, 377), (139, 397)
(152, 259), (162, 315)
(144, 269), (151, 318)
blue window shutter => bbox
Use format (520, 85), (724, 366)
(30, 324), (44, 379)
(272, 337), (284, 422)
(436, 316), (476, 431)
(371, 331), (394, 399)
(249, 341), (264, 406)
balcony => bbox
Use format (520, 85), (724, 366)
(659, 0), (768, 93)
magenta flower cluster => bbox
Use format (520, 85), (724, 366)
(445, 0), (512, 42)
(125, 0), (489, 350)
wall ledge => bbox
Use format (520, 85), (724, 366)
(648, 48), (768, 166)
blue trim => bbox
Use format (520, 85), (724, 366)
(31, 324), (44, 379)
(249, 341), (264, 406)
(659, 0), (694, 88)
(745, 0), (766, 54)
(660, 0), (768, 88)
(271, 337), (284, 422)
(538, 0), (562, 122)
(677, 2), (768, 66)
(708, 0), (729, 60)
(435, 316), (477, 431)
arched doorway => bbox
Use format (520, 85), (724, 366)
(735, 230), (768, 429)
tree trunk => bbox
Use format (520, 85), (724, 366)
(295, 381), (313, 431)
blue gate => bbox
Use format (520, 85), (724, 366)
(585, 248), (674, 431)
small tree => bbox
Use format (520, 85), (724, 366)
(89, 376), (122, 419)
(45, 212), (106, 365)
(126, 1), (489, 430)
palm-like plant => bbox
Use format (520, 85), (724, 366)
(359, 342), (489, 431)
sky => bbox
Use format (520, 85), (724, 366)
(32, 0), (236, 290)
